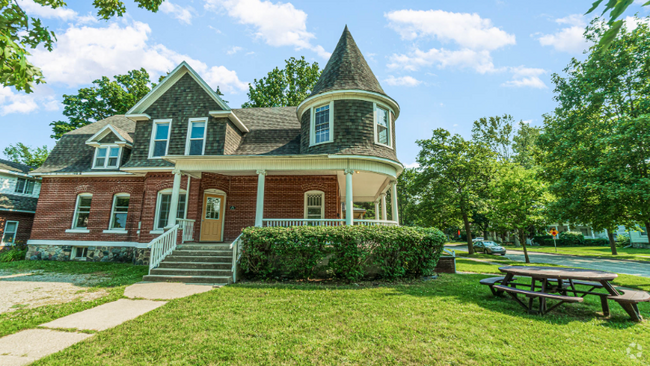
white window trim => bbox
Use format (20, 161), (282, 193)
(184, 117), (208, 156)
(304, 190), (325, 219)
(107, 193), (130, 232)
(92, 145), (123, 169)
(309, 101), (334, 147)
(148, 119), (173, 159)
(373, 102), (393, 149)
(153, 188), (188, 230)
(2, 220), (19, 245)
(70, 247), (88, 261)
(71, 193), (92, 231)
(14, 178), (35, 195)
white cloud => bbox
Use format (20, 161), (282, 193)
(386, 9), (516, 50)
(624, 16), (650, 30)
(205, 0), (330, 59)
(18, 0), (77, 20)
(537, 14), (590, 54)
(388, 48), (498, 73)
(502, 66), (547, 89)
(0, 86), (57, 116)
(404, 162), (420, 169)
(160, 1), (193, 25)
(227, 46), (243, 55)
(384, 75), (422, 87)
(30, 21), (248, 94)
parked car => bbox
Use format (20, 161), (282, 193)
(472, 237), (484, 242)
(473, 241), (506, 255)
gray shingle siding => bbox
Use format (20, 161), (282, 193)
(224, 120), (243, 155)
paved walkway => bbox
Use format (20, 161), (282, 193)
(447, 244), (650, 278)
(0, 282), (215, 366)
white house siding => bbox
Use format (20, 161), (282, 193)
(0, 172), (41, 198)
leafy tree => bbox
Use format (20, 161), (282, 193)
(242, 56), (320, 108)
(50, 68), (154, 139)
(396, 168), (421, 226)
(488, 164), (549, 263)
(471, 114), (515, 162)
(0, 0), (164, 93)
(416, 128), (496, 254)
(3, 142), (49, 168)
(586, 0), (649, 51)
(512, 122), (541, 169)
(537, 19), (650, 255)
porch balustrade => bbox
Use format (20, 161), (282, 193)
(177, 219), (195, 243)
(262, 219), (398, 227)
(147, 224), (179, 273)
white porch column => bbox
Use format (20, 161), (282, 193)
(374, 200), (380, 221)
(381, 193), (387, 221)
(345, 169), (354, 226)
(391, 182), (399, 224)
(166, 169), (182, 228)
(255, 170), (266, 227)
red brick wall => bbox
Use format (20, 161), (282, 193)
(0, 211), (34, 245)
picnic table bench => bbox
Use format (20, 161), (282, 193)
(480, 266), (650, 322)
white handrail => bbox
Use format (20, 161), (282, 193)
(230, 233), (244, 283)
(177, 219), (195, 243)
(147, 224), (179, 273)
(263, 219), (345, 227)
(354, 219), (399, 226)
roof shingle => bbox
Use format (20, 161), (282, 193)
(0, 159), (34, 174)
(0, 194), (38, 212)
(231, 107), (301, 155)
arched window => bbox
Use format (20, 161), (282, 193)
(109, 193), (130, 230)
(304, 190), (325, 219)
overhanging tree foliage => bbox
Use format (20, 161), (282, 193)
(3, 142), (49, 167)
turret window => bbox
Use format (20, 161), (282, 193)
(374, 104), (392, 148)
(310, 102), (334, 146)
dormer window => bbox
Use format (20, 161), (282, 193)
(150, 119), (171, 158)
(185, 118), (207, 155)
(15, 178), (34, 194)
(310, 102), (333, 146)
(374, 104), (392, 148)
(93, 146), (121, 169)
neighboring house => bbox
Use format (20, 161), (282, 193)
(27, 27), (403, 276)
(0, 159), (40, 247)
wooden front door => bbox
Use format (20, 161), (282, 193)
(200, 193), (225, 242)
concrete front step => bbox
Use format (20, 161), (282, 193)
(158, 262), (231, 270)
(177, 244), (232, 250)
(150, 268), (232, 276)
(171, 250), (232, 256)
(142, 274), (232, 284)
(164, 255), (232, 263)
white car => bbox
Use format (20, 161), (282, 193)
(472, 237), (484, 242)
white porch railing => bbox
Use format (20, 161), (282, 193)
(230, 233), (244, 283)
(177, 219), (195, 243)
(148, 224), (179, 273)
(354, 220), (399, 226)
(263, 219), (346, 227)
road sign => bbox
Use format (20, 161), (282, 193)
(549, 229), (559, 252)
(549, 229), (559, 237)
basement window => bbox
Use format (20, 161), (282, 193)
(71, 247), (88, 260)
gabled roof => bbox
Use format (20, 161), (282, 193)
(85, 124), (133, 147)
(0, 158), (34, 175)
(0, 194), (38, 213)
(310, 26), (386, 97)
(231, 107), (301, 155)
(126, 61), (232, 115)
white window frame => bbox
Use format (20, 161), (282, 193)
(2, 220), (19, 245)
(304, 190), (325, 219)
(68, 193), (92, 233)
(184, 117), (208, 156)
(151, 188), (188, 233)
(148, 119), (173, 159)
(70, 247), (88, 261)
(105, 193), (130, 233)
(14, 178), (35, 195)
(310, 101), (334, 146)
(373, 102), (393, 149)
(92, 145), (122, 169)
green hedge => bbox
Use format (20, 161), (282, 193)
(239, 225), (446, 281)
(534, 233), (609, 247)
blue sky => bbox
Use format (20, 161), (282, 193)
(1, 0), (648, 167)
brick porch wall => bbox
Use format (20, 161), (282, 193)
(0, 211), (34, 245)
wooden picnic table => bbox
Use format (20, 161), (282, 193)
(484, 266), (650, 321)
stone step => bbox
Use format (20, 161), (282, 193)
(142, 274), (231, 284)
(158, 262), (231, 270)
(177, 244), (232, 250)
(150, 268), (232, 276)
(164, 255), (232, 263)
(171, 250), (232, 256)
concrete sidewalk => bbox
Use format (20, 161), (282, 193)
(0, 282), (216, 366)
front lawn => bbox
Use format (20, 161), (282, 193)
(507, 246), (650, 262)
(37, 272), (650, 364)
(0, 261), (147, 337)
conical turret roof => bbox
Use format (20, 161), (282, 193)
(310, 26), (386, 97)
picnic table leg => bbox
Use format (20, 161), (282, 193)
(496, 273), (514, 296)
(568, 279), (578, 296)
(600, 295), (610, 317)
(599, 281), (643, 321)
(540, 278), (548, 315)
(528, 278), (537, 314)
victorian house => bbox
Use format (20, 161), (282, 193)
(26, 27), (403, 283)
(0, 159), (40, 247)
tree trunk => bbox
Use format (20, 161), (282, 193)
(519, 228), (530, 264)
(607, 229), (618, 255)
(462, 209), (474, 254)
(484, 230), (489, 239)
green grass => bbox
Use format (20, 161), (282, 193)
(506, 246), (650, 262)
(0, 261), (147, 337)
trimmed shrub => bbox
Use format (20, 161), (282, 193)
(559, 231), (585, 246)
(584, 238), (609, 246)
(239, 225), (446, 281)
(532, 235), (552, 246)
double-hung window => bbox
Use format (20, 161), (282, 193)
(185, 118), (207, 155)
(72, 194), (92, 229)
(311, 102), (333, 145)
(109, 194), (130, 230)
(154, 190), (187, 230)
(93, 146), (121, 169)
(2, 221), (18, 244)
(150, 120), (171, 158)
(14, 178), (34, 194)
(374, 104), (391, 147)
(304, 191), (325, 220)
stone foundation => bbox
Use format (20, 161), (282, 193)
(26, 244), (150, 265)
